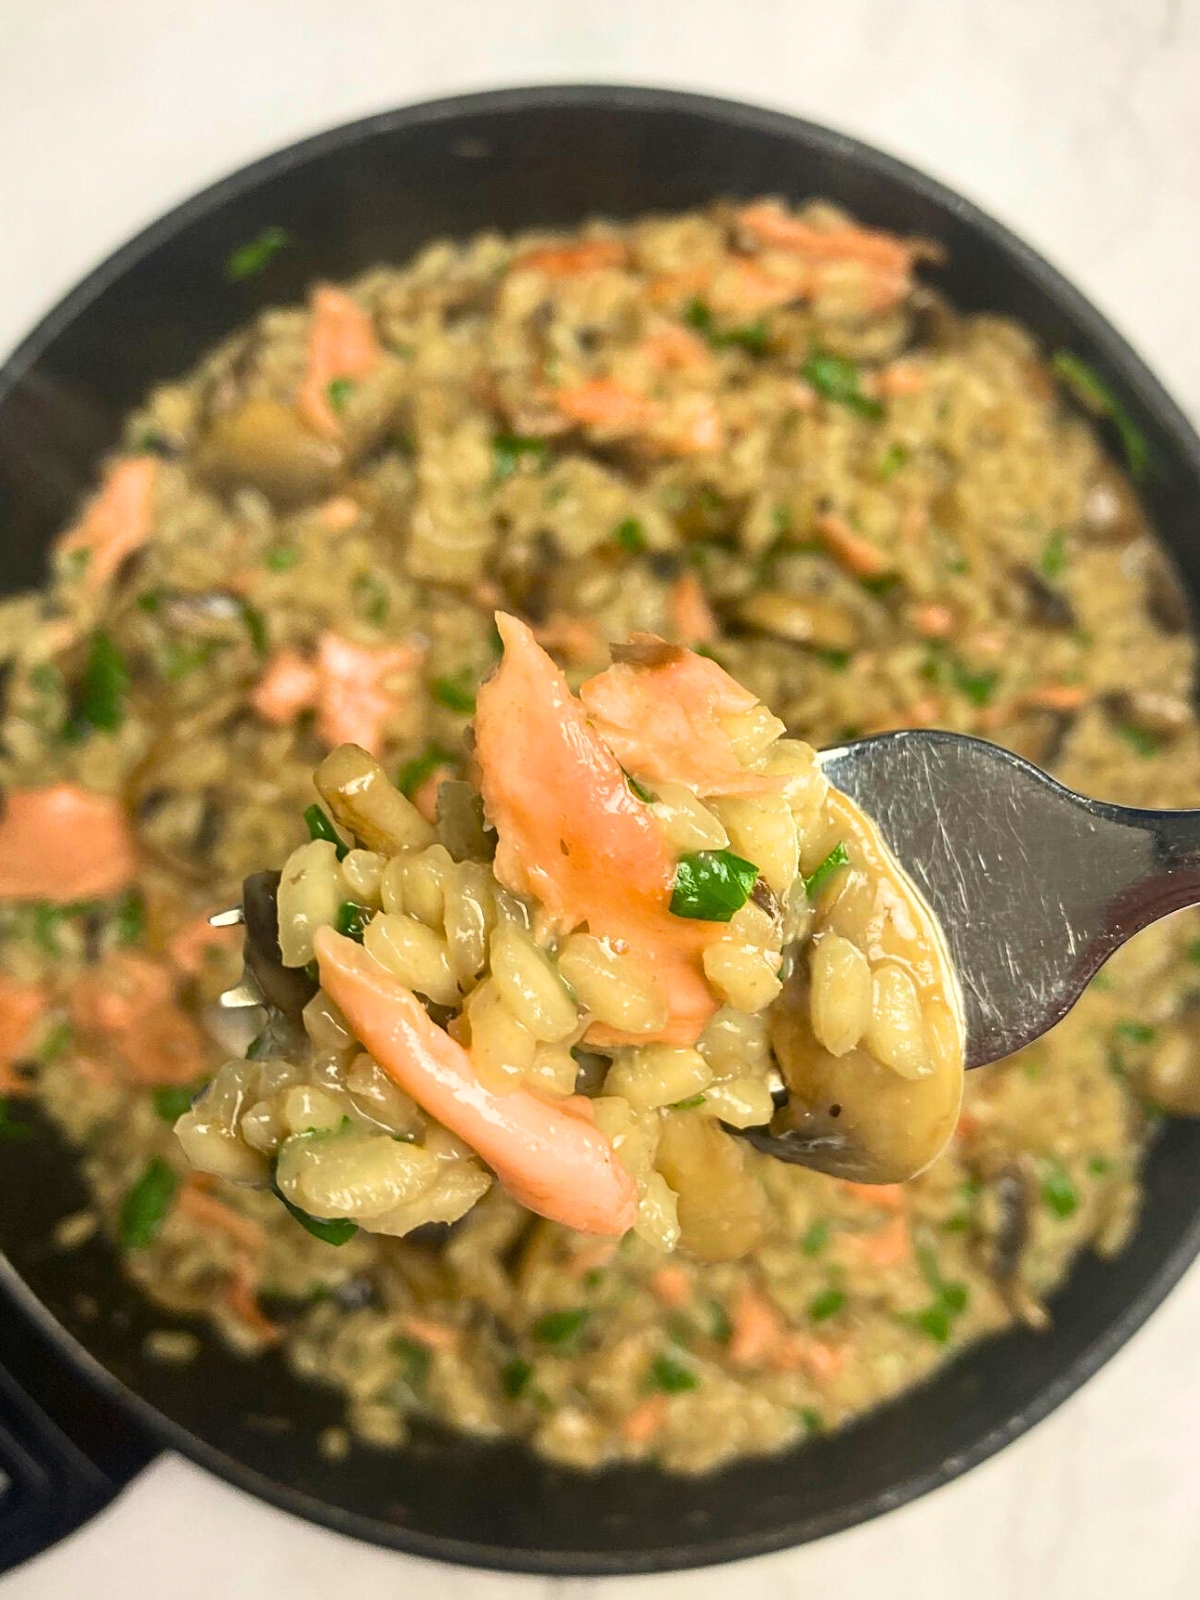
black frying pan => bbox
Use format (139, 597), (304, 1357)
(2, 86), (1200, 1577)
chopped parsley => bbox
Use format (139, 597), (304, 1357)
(614, 517), (647, 554)
(335, 901), (370, 942)
(492, 433), (549, 483)
(1040, 529), (1069, 579)
(1052, 351), (1148, 480)
(809, 1287), (847, 1322)
(1041, 1158), (1079, 1220)
(326, 377), (356, 412)
(683, 297), (771, 356)
(264, 543), (300, 572)
(240, 599), (269, 657)
(801, 351), (884, 421)
(670, 849), (759, 922)
(119, 1158), (179, 1249)
(272, 1176), (358, 1246)
(706, 1299), (733, 1345)
(500, 1357), (534, 1399)
(816, 648), (852, 672)
(0, 1099), (33, 1144)
(113, 889), (146, 946)
(151, 1082), (203, 1122)
(669, 1093), (707, 1111)
(804, 841), (849, 900)
(303, 803), (349, 861)
(431, 671), (477, 715)
(225, 226), (292, 282)
(877, 442), (910, 480)
(1114, 1021), (1155, 1045)
(392, 1336), (432, 1394)
(398, 741), (459, 799)
(800, 1218), (831, 1256)
(648, 1353), (699, 1393)
(533, 1308), (589, 1346)
(624, 770), (655, 803)
(67, 629), (129, 737)
(952, 661), (999, 707)
(351, 572), (390, 627)
(904, 1240), (969, 1343)
(1116, 723), (1161, 758)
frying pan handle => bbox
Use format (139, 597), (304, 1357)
(0, 1303), (157, 1576)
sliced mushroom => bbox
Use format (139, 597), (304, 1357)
(734, 592), (862, 651)
(1080, 461), (1141, 544)
(610, 637), (688, 668)
(242, 869), (319, 1017)
(1144, 555), (1191, 635)
(197, 398), (343, 507)
(985, 1162), (1032, 1282)
(1102, 688), (1192, 740)
(1014, 567), (1075, 629)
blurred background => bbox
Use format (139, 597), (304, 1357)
(1, 1), (1198, 1594)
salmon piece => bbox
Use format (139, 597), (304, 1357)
(649, 1263), (691, 1307)
(475, 616), (719, 1044)
(397, 1314), (459, 1351)
(167, 911), (241, 976)
(252, 634), (421, 756)
(848, 1213), (911, 1268)
(512, 239), (628, 276)
(736, 202), (916, 276)
(179, 1184), (267, 1253)
(817, 513), (891, 579)
(70, 953), (207, 1085)
(642, 325), (711, 371)
(709, 258), (806, 316)
(839, 1180), (908, 1211)
(567, 1238), (620, 1279)
(579, 641), (782, 799)
(728, 1282), (784, 1366)
(0, 978), (47, 1095)
(297, 285), (380, 439)
(314, 928), (638, 1236)
(1021, 683), (1090, 714)
(224, 1255), (283, 1346)
(314, 632), (420, 754)
(533, 613), (603, 667)
(912, 603), (955, 639)
(621, 1395), (668, 1444)
(667, 573), (718, 645)
(0, 785), (138, 902)
(58, 457), (158, 593)
(251, 649), (320, 726)
(317, 495), (361, 530)
(879, 363), (926, 397)
(552, 379), (660, 439)
(771, 1335), (844, 1379)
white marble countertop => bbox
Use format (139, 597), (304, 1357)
(2, 0), (1199, 1593)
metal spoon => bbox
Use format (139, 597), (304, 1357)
(741, 729), (1200, 1176)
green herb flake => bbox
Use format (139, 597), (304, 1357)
(392, 1335), (432, 1393)
(877, 442), (910, 481)
(273, 1182), (358, 1246)
(1088, 1155), (1112, 1177)
(804, 841), (849, 901)
(801, 351), (885, 422)
(302, 803), (349, 861)
(809, 1288), (847, 1322)
(1052, 351), (1149, 480)
(119, 1158), (179, 1249)
(240, 600), (269, 657)
(151, 1082), (202, 1123)
(1115, 1021), (1155, 1044)
(326, 377), (356, 412)
(816, 648), (852, 672)
(624, 770), (656, 803)
(532, 1307), (589, 1346)
(0, 1099), (33, 1144)
(398, 741), (459, 799)
(501, 1357), (534, 1399)
(351, 572), (390, 627)
(32, 902), (64, 956)
(915, 1304), (952, 1343)
(669, 1093), (707, 1111)
(1117, 723), (1161, 758)
(1187, 938), (1200, 965)
(113, 889), (146, 946)
(648, 1353), (698, 1394)
(800, 1218), (831, 1257)
(670, 849), (759, 922)
(683, 298), (770, 356)
(1041, 1159), (1079, 1220)
(225, 226), (292, 283)
(1041, 529), (1069, 579)
(614, 517), (648, 555)
(798, 1406), (824, 1434)
(335, 901), (370, 942)
(264, 543), (300, 572)
(706, 1299), (733, 1345)
(431, 672), (477, 715)
(72, 629), (130, 735)
(953, 661), (999, 707)
(158, 638), (226, 682)
(492, 433), (549, 484)
(37, 1019), (73, 1064)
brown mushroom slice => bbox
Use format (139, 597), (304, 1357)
(765, 787), (965, 1183)
(197, 398), (344, 506)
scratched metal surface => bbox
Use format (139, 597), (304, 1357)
(820, 731), (1200, 1067)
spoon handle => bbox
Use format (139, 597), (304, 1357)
(1097, 803), (1200, 940)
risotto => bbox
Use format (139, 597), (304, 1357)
(1, 197), (1198, 1473)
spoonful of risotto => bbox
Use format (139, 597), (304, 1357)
(180, 613), (1197, 1256)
